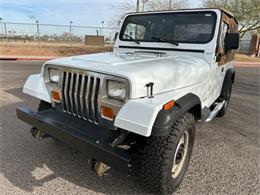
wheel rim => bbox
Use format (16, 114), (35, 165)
(172, 130), (189, 179)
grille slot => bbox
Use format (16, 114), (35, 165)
(61, 70), (101, 123)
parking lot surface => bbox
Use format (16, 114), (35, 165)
(0, 61), (259, 194)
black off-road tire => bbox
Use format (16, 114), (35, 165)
(217, 86), (232, 117)
(140, 112), (196, 194)
(38, 100), (52, 111)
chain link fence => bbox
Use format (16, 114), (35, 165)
(0, 22), (118, 46)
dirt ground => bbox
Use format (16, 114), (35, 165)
(0, 42), (259, 62)
(0, 42), (112, 57)
(235, 53), (260, 62)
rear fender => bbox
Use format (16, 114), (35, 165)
(220, 68), (235, 98)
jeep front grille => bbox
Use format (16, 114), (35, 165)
(61, 71), (101, 123)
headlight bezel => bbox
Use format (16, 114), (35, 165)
(49, 68), (61, 84)
(107, 80), (127, 101)
(104, 77), (130, 102)
(43, 65), (62, 88)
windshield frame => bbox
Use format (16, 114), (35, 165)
(119, 11), (218, 45)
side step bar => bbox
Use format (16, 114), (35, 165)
(206, 101), (225, 122)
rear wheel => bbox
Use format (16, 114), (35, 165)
(218, 86), (232, 117)
(140, 112), (196, 194)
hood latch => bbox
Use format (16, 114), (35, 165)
(146, 82), (154, 98)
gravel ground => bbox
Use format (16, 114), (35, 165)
(0, 61), (259, 195)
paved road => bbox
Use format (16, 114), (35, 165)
(0, 61), (259, 195)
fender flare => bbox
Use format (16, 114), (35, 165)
(220, 68), (235, 98)
(151, 93), (201, 136)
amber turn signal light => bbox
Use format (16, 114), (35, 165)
(163, 100), (175, 110)
(51, 90), (61, 102)
(101, 106), (114, 120)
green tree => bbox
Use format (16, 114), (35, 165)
(202, 0), (260, 37)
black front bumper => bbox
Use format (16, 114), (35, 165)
(16, 107), (130, 174)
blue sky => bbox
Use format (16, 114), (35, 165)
(0, 0), (202, 27)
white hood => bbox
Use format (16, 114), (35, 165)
(47, 52), (210, 98)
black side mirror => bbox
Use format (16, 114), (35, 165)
(114, 32), (119, 41)
(225, 32), (240, 51)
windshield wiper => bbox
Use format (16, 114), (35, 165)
(123, 34), (140, 44)
(151, 37), (179, 46)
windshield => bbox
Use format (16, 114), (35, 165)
(119, 11), (217, 44)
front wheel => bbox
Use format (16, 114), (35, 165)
(37, 100), (58, 141)
(38, 100), (52, 111)
(140, 112), (196, 194)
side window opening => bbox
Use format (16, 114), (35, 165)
(124, 23), (145, 40)
(220, 22), (229, 53)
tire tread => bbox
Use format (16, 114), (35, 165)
(140, 113), (195, 194)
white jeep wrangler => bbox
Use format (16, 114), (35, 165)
(17, 8), (239, 194)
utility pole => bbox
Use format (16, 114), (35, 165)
(69, 21), (73, 46)
(101, 21), (104, 36)
(0, 17), (3, 35)
(169, 0), (173, 10)
(29, 16), (40, 47)
(142, 0), (149, 12)
(36, 20), (41, 48)
(4, 21), (8, 46)
(136, 0), (140, 12)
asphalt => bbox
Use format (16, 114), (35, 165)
(0, 60), (259, 195)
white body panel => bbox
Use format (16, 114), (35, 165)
(115, 80), (206, 136)
(23, 74), (51, 103)
(43, 53), (210, 99)
(22, 9), (233, 137)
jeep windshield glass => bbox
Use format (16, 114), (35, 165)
(119, 11), (217, 44)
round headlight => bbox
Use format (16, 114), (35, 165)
(107, 80), (127, 100)
(49, 68), (60, 84)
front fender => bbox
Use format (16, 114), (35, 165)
(23, 74), (51, 103)
(114, 99), (162, 137)
(114, 92), (201, 137)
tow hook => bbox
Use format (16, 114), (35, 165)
(88, 159), (110, 176)
(30, 127), (48, 140)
